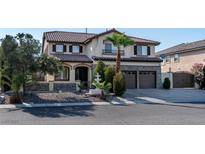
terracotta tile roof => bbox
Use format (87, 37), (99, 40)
(51, 54), (93, 63)
(44, 31), (96, 43)
(43, 29), (160, 45)
(128, 36), (160, 45)
(156, 39), (205, 56)
(92, 56), (162, 62)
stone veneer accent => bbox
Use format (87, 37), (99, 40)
(53, 83), (76, 92)
(25, 82), (76, 92)
(25, 82), (49, 91)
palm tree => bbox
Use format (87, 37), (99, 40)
(106, 33), (135, 73)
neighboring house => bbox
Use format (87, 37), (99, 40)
(42, 29), (161, 90)
(156, 39), (205, 88)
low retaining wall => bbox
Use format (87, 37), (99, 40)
(53, 83), (76, 92)
(25, 82), (77, 92)
(25, 82), (49, 91)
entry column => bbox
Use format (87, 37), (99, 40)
(70, 68), (75, 83)
(136, 71), (140, 89)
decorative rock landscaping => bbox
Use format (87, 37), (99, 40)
(22, 92), (103, 104)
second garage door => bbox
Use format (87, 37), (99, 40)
(139, 71), (156, 89)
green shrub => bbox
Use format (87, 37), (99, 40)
(104, 65), (115, 91)
(203, 66), (205, 89)
(11, 73), (24, 96)
(95, 61), (105, 81)
(163, 77), (170, 89)
(113, 72), (126, 96)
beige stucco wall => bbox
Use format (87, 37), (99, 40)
(161, 49), (205, 73)
(44, 41), (86, 56)
(85, 32), (156, 58)
(45, 62), (93, 86)
(43, 40), (49, 54)
(43, 32), (156, 58)
(93, 61), (160, 67)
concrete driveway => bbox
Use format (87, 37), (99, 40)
(124, 89), (205, 104)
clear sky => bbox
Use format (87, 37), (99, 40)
(1, 28), (205, 52)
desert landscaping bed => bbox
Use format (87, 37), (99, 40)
(22, 92), (104, 104)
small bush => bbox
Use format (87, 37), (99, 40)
(163, 77), (170, 89)
(203, 66), (205, 89)
(104, 65), (115, 91)
(113, 72), (126, 96)
(191, 63), (204, 89)
(95, 61), (105, 81)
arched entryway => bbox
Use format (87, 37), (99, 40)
(75, 66), (88, 87)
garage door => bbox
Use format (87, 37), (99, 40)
(123, 71), (137, 89)
(139, 71), (156, 89)
(173, 72), (194, 88)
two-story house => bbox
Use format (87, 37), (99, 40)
(42, 29), (161, 90)
(156, 39), (205, 88)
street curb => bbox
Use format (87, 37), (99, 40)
(145, 101), (205, 108)
(0, 101), (111, 109)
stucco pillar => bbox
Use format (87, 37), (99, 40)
(137, 71), (140, 89)
(46, 74), (54, 82)
(88, 67), (93, 87)
(70, 68), (75, 83)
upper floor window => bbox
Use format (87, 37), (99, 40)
(56, 45), (64, 52)
(53, 44), (66, 53)
(104, 43), (112, 52)
(161, 57), (166, 65)
(73, 46), (80, 53)
(174, 54), (179, 62)
(69, 45), (83, 53)
(134, 45), (151, 56)
(103, 42), (122, 55)
(165, 56), (171, 63)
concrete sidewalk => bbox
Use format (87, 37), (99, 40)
(0, 101), (111, 109)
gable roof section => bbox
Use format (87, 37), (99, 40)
(92, 56), (162, 62)
(156, 39), (205, 56)
(51, 53), (93, 63)
(44, 31), (96, 43)
(43, 29), (160, 45)
(83, 28), (121, 43)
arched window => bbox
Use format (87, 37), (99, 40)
(55, 66), (70, 81)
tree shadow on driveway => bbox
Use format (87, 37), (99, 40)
(7, 106), (95, 118)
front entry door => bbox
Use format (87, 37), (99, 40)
(75, 67), (88, 87)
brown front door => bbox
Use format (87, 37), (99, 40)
(139, 71), (156, 89)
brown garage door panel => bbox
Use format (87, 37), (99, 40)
(123, 71), (137, 89)
(173, 72), (194, 88)
(139, 71), (156, 89)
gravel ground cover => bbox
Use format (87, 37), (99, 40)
(22, 92), (103, 104)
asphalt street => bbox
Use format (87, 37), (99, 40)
(1, 103), (205, 124)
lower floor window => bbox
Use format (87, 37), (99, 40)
(55, 66), (70, 81)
